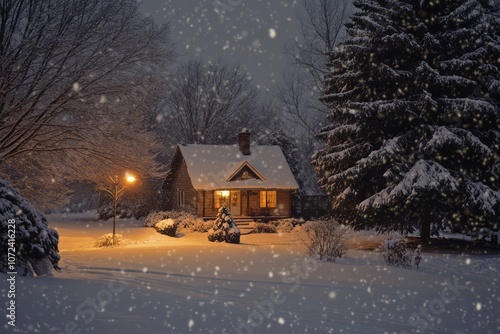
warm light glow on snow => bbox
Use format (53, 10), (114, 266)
(21, 212), (500, 333)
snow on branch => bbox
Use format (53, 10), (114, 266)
(424, 126), (492, 156)
(464, 181), (500, 215)
(356, 136), (404, 170)
(325, 124), (360, 140)
(358, 160), (459, 210)
(444, 98), (497, 111)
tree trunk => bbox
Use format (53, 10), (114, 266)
(420, 208), (431, 243)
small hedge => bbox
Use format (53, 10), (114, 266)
(275, 220), (294, 233)
(144, 210), (211, 231)
(154, 219), (178, 237)
(253, 223), (277, 233)
(144, 211), (179, 227)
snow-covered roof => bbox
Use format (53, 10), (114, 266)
(175, 144), (299, 190)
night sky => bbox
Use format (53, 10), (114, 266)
(139, 0), (302, 90)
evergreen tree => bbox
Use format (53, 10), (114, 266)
(0, 178), (60, 276)
(313, 0), (500, 241)
(257, 130), (304, 193)
(208, 206), (240, 244)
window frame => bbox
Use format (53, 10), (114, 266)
(213, 190), (230, 209)
(259, 190), (277, 208)
(177, 188), (185, 207)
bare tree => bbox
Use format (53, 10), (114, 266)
(279, 0), (353, 135)
(275, 69), (324, 136)
(285, 0), (352, 92)
(273, 0), (352, 194)
(158, 58), (274, 147)
(0, 0), (175, 209)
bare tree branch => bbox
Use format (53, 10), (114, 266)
(158, 58), (273, 147)
(278, 0), (353, 138)
(0, 0), (175, 209)
(273, 0), (353, 195)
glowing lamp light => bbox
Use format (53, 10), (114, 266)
(221, 190), (230, 198)
(126, 174), (136, 183)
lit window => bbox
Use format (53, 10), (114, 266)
(260, 190), (276, 208)
(214, 190), (230, 208)
(177, 189), (185, 207)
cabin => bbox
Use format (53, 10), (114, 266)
(163, 129), (299, 219)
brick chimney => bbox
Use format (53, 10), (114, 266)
(238, 128), (251, 155)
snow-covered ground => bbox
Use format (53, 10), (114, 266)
(3, 212), (500, 333)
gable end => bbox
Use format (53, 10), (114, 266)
(226, 161), (266, 182)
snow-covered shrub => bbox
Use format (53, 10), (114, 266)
(144, 211), (169, 227)
(301, 218), (347, 262)
(143, 210), (182, 227)
(174, 213), (207, 231)
(379, 237), (422, 269)
(0, 178), (60, 276)
(144, 210), (211, 231)
(253, 222), (277, 233)
(208, 206), (240, 244)
(289, 217), (306, 226)
(271, 218), (305, 233)
(154, 219), (178, 237)
(95, 202), (133, 221)
(186, 219), (214, 232)
(94, 233), (123, 247)
(275, 219), (294, 233)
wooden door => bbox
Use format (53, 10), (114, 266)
(230, 191), (241, 216)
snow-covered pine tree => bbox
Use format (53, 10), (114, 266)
(313, 0), (500, 241)
(477, 0), (500, 108)
(0, 178), (60, 276)
(207, 206), (240, 244)
(477, 0), (500, 196)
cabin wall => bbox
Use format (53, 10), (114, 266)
(198, 191), (218, 218)
(170, 158), (197, 214)
(245, 189), (292, 217)
(197, 189), (294, 218)
(278, 189), (293, 216)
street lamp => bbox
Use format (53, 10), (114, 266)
(100, 173), (136, 246)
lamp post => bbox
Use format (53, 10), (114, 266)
(101, 173), (136, 246)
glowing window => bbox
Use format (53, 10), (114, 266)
(260, 191), (276, 208)
(214, 190), (230, 208)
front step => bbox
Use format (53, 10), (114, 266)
(234, 218), (254, 222)
(234, 218), (255, 235)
